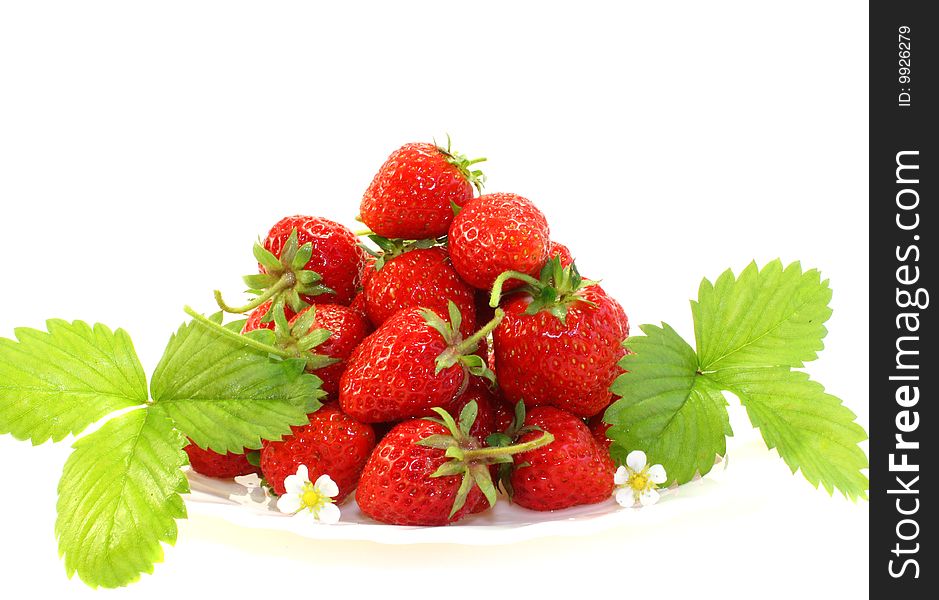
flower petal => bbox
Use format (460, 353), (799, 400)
(283, 464), (311, 495)
(626, 450), (647, 472)
(648, 464), (667, 484)
(283, 474), (306, 495)
(276, 493), (302, 514)
(639, 488), (661, 507)
(613, 466), (629, 486)
(314, 474), (340, 498)
(317, 502), (341, 524)
(615, 487), (636, 508)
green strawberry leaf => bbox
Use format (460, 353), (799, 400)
(708, 367), (868, 500)
(0, 320), (148, 444)
(693, 260), (832, 371)
(149, 312), (324, 454)
(607, 261), (868, 499)
(55, 408), (189, 589)
(607, 323), (731, 485)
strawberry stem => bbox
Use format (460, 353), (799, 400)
(489, 271), (541, 308)
(454, 308), (504, 355)
(183, 306), (295, 360)
(462, 430), (554, 461)
(214, 272), (296, 314)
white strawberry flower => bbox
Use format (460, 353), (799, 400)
(275, 465), (341, 523)
(614, 450), (667, 508)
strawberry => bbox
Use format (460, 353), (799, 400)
(360, 139), (485, 239)
(509, 406), (615, 511)
(288, 304), (371, 397)
(364, 246), (476, 337)
(260, 405), (375, 502)
(339, 302), (502, 423)
(184, 442), (260, 479)
(240, 302), (363, 399)
(356, 403), (554, 526)
(216, 216), (365, 323)
(448, 193), (550, 291)
(491, 257), (629, 418)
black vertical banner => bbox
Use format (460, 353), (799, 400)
(870, 1), (934, 595)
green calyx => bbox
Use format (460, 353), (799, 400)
(417, 401), (554, 517)
(266, 304), (340, 371)
(436, 134), (487, 195)
(215, 228), (334, 321)
(361, 234), (447, 271)
(422, 301), (504, 386)
(488, 256), (598, 324)
(485, 401), (543, 498)
(183, 306), (338, 372)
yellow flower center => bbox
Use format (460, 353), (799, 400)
(300, 483), (328, 511)
(629, 472), (649, 491)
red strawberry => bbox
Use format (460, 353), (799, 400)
(356, 418), (487, 526)
(260, 405), (375, 501)
(262, 216), (365, 306)
(339, 302), (501, 423)
(360, 140), (485, 239)
(287, 304), (370, 397)
(510, 406), (615, 511)
(240, 302), (367, 399)
(548, 241), (574, 268)
(448, 193), (550, 291)
(492, 258), (629, 418)
(356, 403), (554, 526)
(364, 247), (476, 337)
(217, 216), (365, 322)
(184, 442), (260, 479)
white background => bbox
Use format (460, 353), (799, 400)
(0, 1), (868, 598)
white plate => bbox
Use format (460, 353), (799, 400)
(185, 466), (727, 545)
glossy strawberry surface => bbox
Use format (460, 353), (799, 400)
(360, 143), (475, 239)
(364, 247), (476, 337)
(510, 407), (615, 511)
(184, 442), (260, 479)
(339, 308), (466, 423)
(448, 193), (550, 290)
(263, 215), (365, 306)
(356, 418), (488, 525)
(260, 405), (375, 501)
(289, 304), (371, 398)
(493, 284), (629, 418)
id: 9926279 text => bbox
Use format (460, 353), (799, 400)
(898, 26), (911, 107)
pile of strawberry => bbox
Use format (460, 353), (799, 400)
(186, 140), (631, 526)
